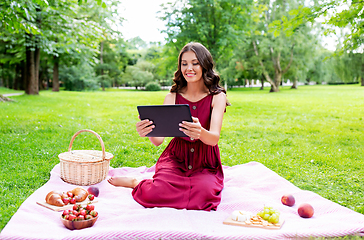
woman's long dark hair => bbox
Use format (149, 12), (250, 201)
(170, 42), (226, 95)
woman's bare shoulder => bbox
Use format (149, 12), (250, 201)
(163, 92), (176, 104)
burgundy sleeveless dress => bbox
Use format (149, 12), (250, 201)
(132, 93), (224, 211)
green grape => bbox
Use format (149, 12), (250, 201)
(263, 213), (270, 220)
(269, 213), (279, 224)
(257, 212), (264, 217)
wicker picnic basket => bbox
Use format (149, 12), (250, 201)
(58, 129), (113, 186)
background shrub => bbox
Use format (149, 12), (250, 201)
(145, 82), (161, 91)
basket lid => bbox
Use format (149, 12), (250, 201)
(58, 150), (114, 163)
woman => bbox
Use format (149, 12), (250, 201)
(108, 42), (228, 211)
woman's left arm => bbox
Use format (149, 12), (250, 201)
(179, 92), (227, 146)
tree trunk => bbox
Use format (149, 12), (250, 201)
(21, 61), (26, 90)
(35, 46), (40, 89)
(291, 77), (298, 89)
(25, 35), (39, 95)
(14, 64), (21, 90)
(361, 76), (364, 86)
(252, 40), (278, 92)
(52, 55), (59, 92)
(260, 75), (264, 90)
(0, 63), (4, 87)
(100, 41), (105, 91)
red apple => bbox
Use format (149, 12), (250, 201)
(298, 203), (314, 218)
(87, 186), (99, 197)
(281, 194), (295, 207)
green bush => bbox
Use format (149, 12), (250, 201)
(145, 82), (161, 91)
(60, 62), (99, 91)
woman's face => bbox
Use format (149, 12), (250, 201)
(181, 51), (203, 84)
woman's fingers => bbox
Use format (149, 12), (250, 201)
(179, 117), (201, 139)
(136, 119), (154, 137)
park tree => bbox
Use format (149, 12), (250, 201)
(160, 0), (253, 75)
(247, 0), (321, 92)
(0, 0), (119, 99)
(270, 0), (364, 86)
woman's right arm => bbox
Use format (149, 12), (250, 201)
(136, 92), (176, 147)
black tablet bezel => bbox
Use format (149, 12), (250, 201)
(137, 104), (192, 137)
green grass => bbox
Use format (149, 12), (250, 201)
(1, 85), (364, 234)
(0, 87), (23, 95)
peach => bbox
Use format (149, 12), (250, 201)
(87, 186), (99, 197)
(298, 203), (314, 218)
(281, 194), (295, 207)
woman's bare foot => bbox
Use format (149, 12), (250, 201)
(108, 176), (140, 188)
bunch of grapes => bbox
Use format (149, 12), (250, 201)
(257, 206), (280, 224)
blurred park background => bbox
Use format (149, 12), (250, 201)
(0, 0), (363, 96)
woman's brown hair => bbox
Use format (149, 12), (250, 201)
(170, 42), (227, 95)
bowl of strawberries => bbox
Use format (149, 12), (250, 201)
(61, 204), (98, 230)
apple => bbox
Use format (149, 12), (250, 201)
(87, 186), (99, 197)
(298, 203), (314, 218)
(281, 194), (295, 207)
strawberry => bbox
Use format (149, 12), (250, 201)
(67, 191), (73, 198)
(62, 210), (70, 216)
(88, 194), (95, 201)
(85, 214), (93, 220)
(79, 209), (87, 216)
(72, 210), (79, 216)
(68, 214), (77, 221)
(86, 204), (94, 211)
(90, 210), (98, 217)
(77, 215), (85, 221)
(62, 198), (70, 205)
(63, 215), (69, 220)
(70, 198), (76, 204)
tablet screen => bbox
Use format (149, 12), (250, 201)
(137, 104), (192, 137)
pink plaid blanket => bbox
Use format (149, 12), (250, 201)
(1, 161), (364, 239)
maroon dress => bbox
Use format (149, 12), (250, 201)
(132, 93), (224, 211)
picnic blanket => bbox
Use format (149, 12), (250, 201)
(1, 161), (364, 239)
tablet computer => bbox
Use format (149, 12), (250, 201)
(137, 104), (192, 137)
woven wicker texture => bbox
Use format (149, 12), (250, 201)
(58, 129), (113, 186)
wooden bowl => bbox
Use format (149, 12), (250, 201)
(61, 216), (98, 230)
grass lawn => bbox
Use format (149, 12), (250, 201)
(0, 84), (364, 232)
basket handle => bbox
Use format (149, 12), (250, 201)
(68, 129), (106, 160)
